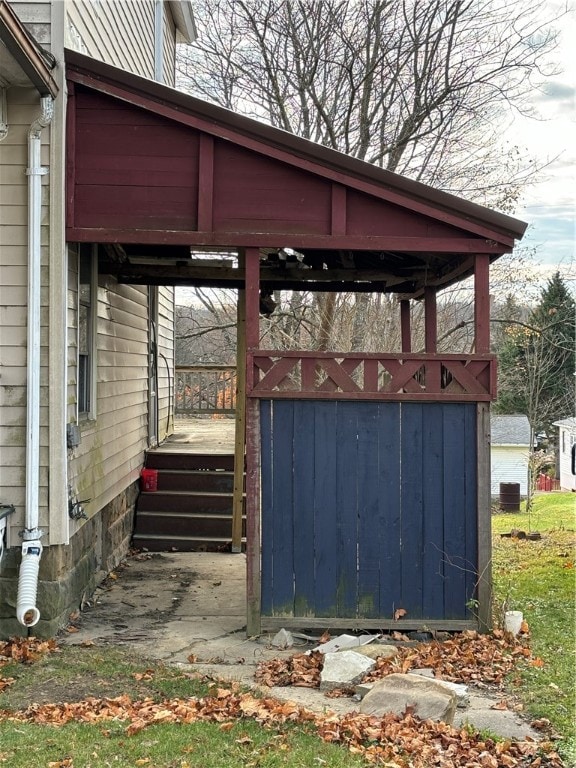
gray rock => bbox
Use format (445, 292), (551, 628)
(351, 643), (399, 660)
(359, 673), (457, 724)
(272, 628), (294, 649)
(433, 680), (470, 708)
(320, 650), (376, 692)
(407, 667), (435, 678)
(405, 670), (469, 708)
(354, 681), (375, 699)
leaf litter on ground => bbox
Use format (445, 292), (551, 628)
(0, 633), (565, 767)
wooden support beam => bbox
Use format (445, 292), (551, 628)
(400, 299), (411, 353)
(67, 227), (514, 254)
(477, 402), (492, 632)
(244, 248), (261, 636)
(260, 617), (478, 632)
(331, 183), (347, 235)
(424, 287), (437, 353)
(197, 134), (214, 231)
(232, 255), (246, 554)
(474, 253), (491, 353)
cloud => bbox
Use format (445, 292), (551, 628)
(536, 81), (575, 104)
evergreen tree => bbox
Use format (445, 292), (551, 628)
(494, 272), (575, 442)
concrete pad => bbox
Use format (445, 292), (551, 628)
(453, 696), (541, 741)
(57, 550), (546, 744)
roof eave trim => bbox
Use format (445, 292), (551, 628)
(0, 0), (59, 97)
(168, 1), (197, 44)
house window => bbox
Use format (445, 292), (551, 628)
(78, 244), (96, 418)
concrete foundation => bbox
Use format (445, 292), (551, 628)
(0, 482), (138, 638)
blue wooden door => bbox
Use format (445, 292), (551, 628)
(260, 400), (477, 621)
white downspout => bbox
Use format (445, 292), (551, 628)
(16, 96), (54, 629)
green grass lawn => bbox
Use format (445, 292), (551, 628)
(0, 492), (573, 767)
(492, 491), (576, 764)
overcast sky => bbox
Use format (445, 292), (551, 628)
(512, 5), (575, 282)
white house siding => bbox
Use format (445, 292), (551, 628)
(558, 425), (576, 491)
(490, 446), (529, 495)
(67, 253), (149, 523)
(65, 0), (156, 79)
(162, 3), (176, 85)
(0, 87), (51, 547)
(6, 1), (52, 48)
(157, 286), (175, 442)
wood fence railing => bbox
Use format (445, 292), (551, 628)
(248, 351), (497, 401)
(175, 366), (237, 416)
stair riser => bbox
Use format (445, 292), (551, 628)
(134, 515), (245, 538)
(138, 493), (238, 515)
(155, 472), (235, 493)
(146, 453), (235, 471)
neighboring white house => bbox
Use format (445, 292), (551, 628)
(490, 414), (531, 495)
(554, 418), (576, 492)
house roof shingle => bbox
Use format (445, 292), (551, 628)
(491, 414), (531, 446)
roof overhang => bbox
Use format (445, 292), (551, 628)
(65, 48), (527, 296)
(168, 1), (197, 44)
(0, 0), (58, 96)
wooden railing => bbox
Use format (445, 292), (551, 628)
(248, 351), (496, 401)
(175, 366), (237, 415)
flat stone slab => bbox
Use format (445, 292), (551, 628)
(320, 650), (376, 691)
(359, 673), (457, 724)
(352, 644), (399, 660)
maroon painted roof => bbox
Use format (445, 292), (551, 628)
(65, 48), (527, 294)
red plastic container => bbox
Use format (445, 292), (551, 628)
(140, 468), (158, 492)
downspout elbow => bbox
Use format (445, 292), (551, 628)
(16, 539), (43, 627)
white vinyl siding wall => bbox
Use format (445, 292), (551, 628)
(157, 286), (175, 441)
(490, 446), (530, 495)
(6, 1), (51, 48)
(162, 3), (176, 85)
(0, 87), (51, 546)
(67, 259), (150, 528)
(66, 0), (156, 78)
(558, 426), (576, 492)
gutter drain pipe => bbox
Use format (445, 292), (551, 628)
(16, 96), (53, 629)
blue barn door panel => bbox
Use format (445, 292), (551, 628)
(260, 400), (478, 621)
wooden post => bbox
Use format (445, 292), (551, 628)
(244, 248), (261, 637)
(424, 287), (437, 353)
(400, 299), (411, 353)
(474, 253), (491, 353)
(476, 402), (492, 632)
(231, 254), (246, 553)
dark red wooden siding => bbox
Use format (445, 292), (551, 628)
(73, 89), (199, 230)
(212, 142), (332, 234)
(69, 86), (500, 248)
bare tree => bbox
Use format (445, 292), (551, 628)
(178, 0), (559, 207)
(175, 0), (561, 354)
